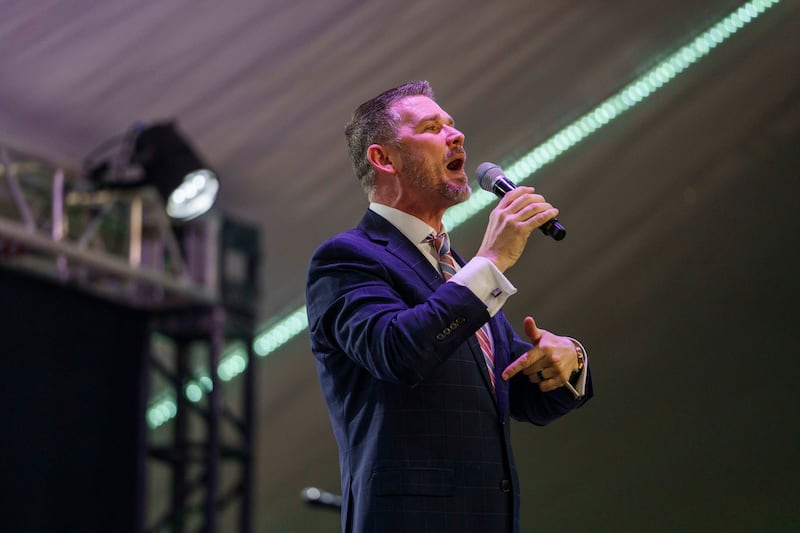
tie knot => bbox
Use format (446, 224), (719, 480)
(424, 232), (450, 257)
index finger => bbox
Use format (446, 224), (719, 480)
(501, 349), (543, 381)
(497, 185), (535, 208)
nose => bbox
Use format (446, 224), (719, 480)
(446, 125), (464, 147)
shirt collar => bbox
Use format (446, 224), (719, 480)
(369, 202), (440, 244)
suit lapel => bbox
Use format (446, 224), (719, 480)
(359, 209), (442, 291)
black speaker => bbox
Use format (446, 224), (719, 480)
(0, 267), (148, 533)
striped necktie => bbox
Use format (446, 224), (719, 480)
(425, 232), (496, 390)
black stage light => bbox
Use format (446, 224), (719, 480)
(85, 121), (219, 222)
(130, 122), (219, 221)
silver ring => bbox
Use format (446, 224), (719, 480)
(536, 370), (545, 381)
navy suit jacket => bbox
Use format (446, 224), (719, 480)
(306, 209), (592, 533)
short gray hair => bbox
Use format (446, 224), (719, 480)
(344, 80), (434, 193)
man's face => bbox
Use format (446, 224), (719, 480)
(390, 96), (470, 207)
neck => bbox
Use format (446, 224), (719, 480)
(369, 189), (446, 232)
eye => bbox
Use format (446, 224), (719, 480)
(424, 123), (441, 132)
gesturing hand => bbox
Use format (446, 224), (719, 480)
(501, 316), (579, 392)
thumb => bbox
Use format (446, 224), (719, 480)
(524, 316), (543, 343)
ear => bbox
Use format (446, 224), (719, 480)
(366, 143), (396, 175)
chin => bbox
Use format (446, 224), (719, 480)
(443, 182), (471, 204)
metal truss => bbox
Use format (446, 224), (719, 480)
(0, 144), (216, 309)
(145, 305), (255, 533)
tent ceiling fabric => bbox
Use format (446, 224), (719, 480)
(0, 0), (746, 321)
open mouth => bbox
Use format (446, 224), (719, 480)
(446, 156), (465, 171)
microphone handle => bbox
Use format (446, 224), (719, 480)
(491, 181), (566, 241)
(541, 219), (566, 241)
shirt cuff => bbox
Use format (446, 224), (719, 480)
(448, 256), (517, 316)
(566, 337), (589, 399)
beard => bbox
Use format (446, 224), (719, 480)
(397, 147), (471, 204)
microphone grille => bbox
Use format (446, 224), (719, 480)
(476, 162), (502, 192)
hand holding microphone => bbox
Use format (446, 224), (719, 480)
(474, 162), (564, 272)
(476, 162), (566, 241)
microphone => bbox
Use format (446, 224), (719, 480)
(300, 486), (343, 510)
(476, 162), (566, 241)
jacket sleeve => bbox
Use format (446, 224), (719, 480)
(306, 231), (493, 386)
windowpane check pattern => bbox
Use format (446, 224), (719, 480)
(425, 232), (496, 390)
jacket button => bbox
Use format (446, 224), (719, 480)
(500, 479), (511, 493)
(436, 333), (445, 341)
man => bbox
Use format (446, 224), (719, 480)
(306, 80), (593, 533)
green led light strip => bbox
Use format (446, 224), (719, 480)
(147, 0), (781, 428)
(443, 0), (780, 230)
